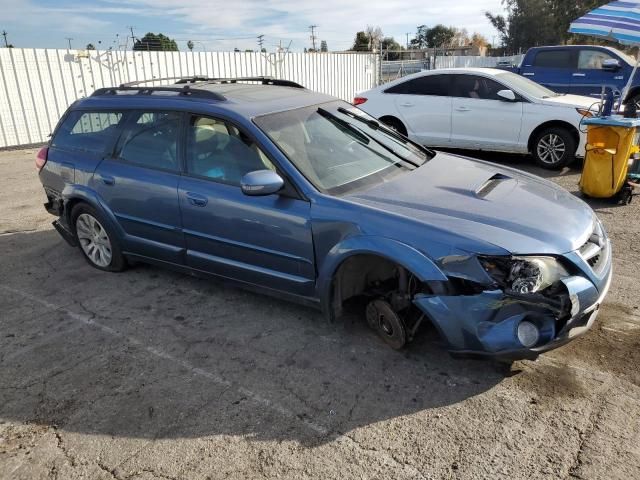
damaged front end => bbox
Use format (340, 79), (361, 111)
(414, 246), (612, 361)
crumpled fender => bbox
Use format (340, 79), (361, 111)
(60, 184), (126, 240)
(317, 235), (448, 319)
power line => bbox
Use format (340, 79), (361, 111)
(308, 25), (318, 51)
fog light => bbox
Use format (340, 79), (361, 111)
(517, 321), (540, 348)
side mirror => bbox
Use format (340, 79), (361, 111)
(497, 89), (517, 102)
(602, 59), (622, 71)
(240, 170), (284, 196)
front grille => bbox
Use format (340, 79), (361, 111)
(578, 220), (609, 277)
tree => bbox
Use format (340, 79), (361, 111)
(133, 33), (179, 51)
(365, 25), (383, 50)
(410, 25), (429, 49)
(451, 28), (470, 47)
(350, 26), (384, 51)
(351, 31), (371, 51)
(320, 40), (328, 52)
(410, 24), (457, 49)
(486, 0), (610, 53)
(426, 24), (456, 49)
(471, 33), (489, 48)
(187, 40), (194, 51)
(86, 43), (96, 50)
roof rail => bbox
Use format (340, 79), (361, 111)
(120, 76), (214, 87)
(91, 85), (225, 101)
(183, 76), (305, 89)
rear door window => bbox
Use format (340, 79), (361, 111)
(385, 75), (450, 96)
(116, 111), (182, 172)
(52, 111), (124, 154)
(452, 75), (505, 100)
(533, 50), (574, 69)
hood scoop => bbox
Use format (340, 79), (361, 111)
(475, 173), (513, 199)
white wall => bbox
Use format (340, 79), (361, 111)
(0, 49), (379, 148)
(433, 55), (524, 69)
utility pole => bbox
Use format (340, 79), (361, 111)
(257, 34), (264, 51)
(127, 26), (136, 48)
(308, 25), (318, 51)
(405, 32), (411, 50)
(65, 37), (73, 50)
(1, 30), (8, 48)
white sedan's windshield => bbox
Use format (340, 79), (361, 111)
(496, 71), (561, 99)
(254, 101), (431, 194)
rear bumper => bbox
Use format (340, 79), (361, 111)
(52, 219), (78, 247)
(413, 263), (612, 361)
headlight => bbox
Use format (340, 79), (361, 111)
(480, 256), (569, 294)
(576, 108), (594, 118)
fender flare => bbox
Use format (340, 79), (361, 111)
(316, 235), (448, 320)
(60, 185), (126, 240)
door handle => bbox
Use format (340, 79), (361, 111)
(98, 174), (115, 186)
(523, 72), (535, 76)
(455, 106), (471, 112)
(400, 102), (414, 107)
(186, 192), (208, 207)
(573, 73), (586, 77)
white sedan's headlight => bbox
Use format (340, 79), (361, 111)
(507, 257), (569, 294)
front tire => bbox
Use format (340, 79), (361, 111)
(71, 203), (126, 272)
(532, 127), (576, 169)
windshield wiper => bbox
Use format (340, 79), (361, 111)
(317, 108), (370, 145)
(318, 107), (422, 168)
(337, 107), (435, 158)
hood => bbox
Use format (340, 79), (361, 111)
(539, 94), (600, 109)
(345, 153), (595, 255)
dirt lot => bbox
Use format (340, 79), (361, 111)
(1, 147), (639, 480)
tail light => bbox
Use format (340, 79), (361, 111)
(35, 146), (48, 172)
(353, 97), (368, 106)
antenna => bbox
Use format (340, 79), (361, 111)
(308, 25), (318, 51)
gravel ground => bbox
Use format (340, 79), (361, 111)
(1, 147), (639, 480)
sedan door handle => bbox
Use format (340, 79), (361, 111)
(455, 106), (471, 112)
(98, 174), (115, 186)
(186, 192), (208, 207)
(400, 102), (414, 107)
(573, 73), (586, 77)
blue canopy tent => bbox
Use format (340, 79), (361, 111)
(569, 1), (640, 103)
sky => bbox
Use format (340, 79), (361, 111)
(1, 0), (506, 52)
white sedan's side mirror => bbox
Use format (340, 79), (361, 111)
(497, 89), (517, 102)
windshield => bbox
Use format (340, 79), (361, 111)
(496, 71), (561, 98)
(254, 101), (432, 194)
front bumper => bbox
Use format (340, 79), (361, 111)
(413, 261), (612, 361)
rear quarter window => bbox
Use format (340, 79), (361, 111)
(52, 111), (124, 154)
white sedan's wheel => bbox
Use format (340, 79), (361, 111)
(532, 127), (576, 170)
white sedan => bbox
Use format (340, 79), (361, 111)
(355, 68), (599, 169)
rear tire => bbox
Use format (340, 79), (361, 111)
(532, 127), (576, 169)
(380, 117), (408, 136)
(71, 203), (126, 272)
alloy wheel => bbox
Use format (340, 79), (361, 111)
(76, 213), (112, 268)
(537, 133), (566, 166)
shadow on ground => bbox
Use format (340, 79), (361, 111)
(0, 230), (506, 446)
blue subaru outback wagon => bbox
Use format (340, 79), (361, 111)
(37, 77), (612, 360)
